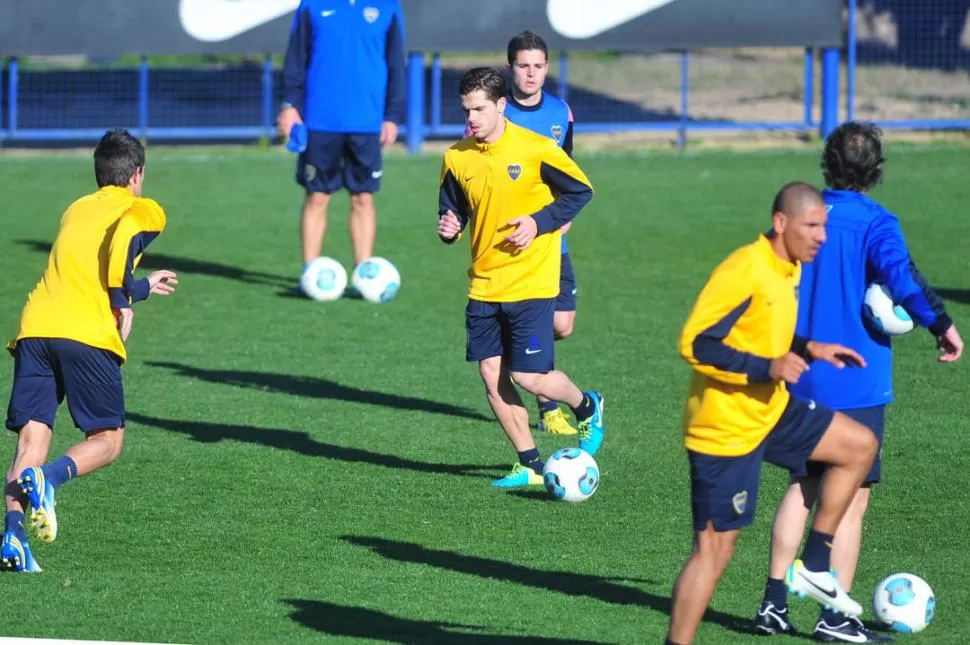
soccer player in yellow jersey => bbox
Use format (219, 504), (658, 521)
(0, 130), (178, 573)
(437, 67), (604, 489)
(665, 183), (879, 645)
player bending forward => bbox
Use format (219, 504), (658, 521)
(1, 129), (177, 572)
(666, 182), (877, 645)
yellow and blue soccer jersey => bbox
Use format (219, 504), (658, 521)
(438, 119), (592, 303)
(7, 186), (167, 362)
(678, 234), (804, 456)
(467, 93), (575, 254)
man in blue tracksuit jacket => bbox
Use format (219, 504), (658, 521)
(753, 122), (964, 643)
(278, 0), (406, 292)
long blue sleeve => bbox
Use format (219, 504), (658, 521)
(282, 2), (312, 113)
(383, 8), (406, 124)
(867, 213), (952, 335)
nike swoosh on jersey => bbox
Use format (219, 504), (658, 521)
(546, 0), (679, 39)
(179, 0), (300, 43)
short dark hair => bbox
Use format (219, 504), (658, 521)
(507, 31), (548, 66)
(821, 121), (885, 192)
(94, 129), (145, 188)
(772, 181), (824, 218)
(459, 67), (508, 103)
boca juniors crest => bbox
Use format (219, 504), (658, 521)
(551, 124), (563, 142)
(507, 164), (522, 180)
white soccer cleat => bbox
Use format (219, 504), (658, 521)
(786, 559), (863, 618)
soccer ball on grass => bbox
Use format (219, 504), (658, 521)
(352, 257), (401, 303)
(300, 256), (348, 301)
(542, 448), (600, 502)
(872, 573), (935, 633)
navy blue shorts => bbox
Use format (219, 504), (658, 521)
(296, 131), (382, 194)
(799, 405), (886, 485)
(465, 298), (556, 373)
(6, 338), (125, 434)
(688, 396), (835, 532)
(556, 252), (577, 313)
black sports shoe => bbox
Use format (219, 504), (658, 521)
(813, 617), (895, 643)
(754, 601), (796, 635)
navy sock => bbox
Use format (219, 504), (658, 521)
(665, 639), (684, 645)
(801, 529), (834, 572)
(518, 448), (543, 474)
(820, 606), (846, 626)
(571, 392), (594, 422)
(763, 577), (788, 608)
(538, 399), (558, 415)
(4, 511), (26, 542)
(42, 456), (77, 490)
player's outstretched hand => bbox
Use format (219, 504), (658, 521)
(770, 352), (809, 384)
(505, 216), (538, 250)
(808, 342), (866, 368)
(149, 270), (179, 296)
(937, 324), (964, 363)
(560, 222), (572, 234)
(113, 307), (134, 342)
(438, 210), (461, 242)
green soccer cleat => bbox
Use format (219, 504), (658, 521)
(490, 463), (543, 488)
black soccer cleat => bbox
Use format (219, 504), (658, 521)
(754, 601), (797, 635)
(813, 617), (895, 643)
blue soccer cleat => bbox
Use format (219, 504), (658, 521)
(577, 391), (605, 456)
(0, 533), (41, 573)
(490, 463), (543, 488)
(18, 467), (57, 544)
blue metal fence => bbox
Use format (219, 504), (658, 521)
(847, 0), (970, 130)
(1, 1), (967, 152)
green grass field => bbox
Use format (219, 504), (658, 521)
(0, 145), (967, 644)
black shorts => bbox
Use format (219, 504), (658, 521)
(688, 396), (835, 532)
(6, 338), (125, 433)
(798, 405), (887, 485)
(465, 298), (556, 373)
(296, 131), (382, 194)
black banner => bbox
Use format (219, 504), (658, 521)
(0, 0), (843, 56)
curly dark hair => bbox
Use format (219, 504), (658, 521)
(820, 121), (885, 192)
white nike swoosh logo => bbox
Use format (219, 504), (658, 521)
(322, 9), (336, 16)
(525, 348), (542, 355)
(546, 0), (678, 39)
(815, 624), (867, 643)
(179, 0), (300, 43)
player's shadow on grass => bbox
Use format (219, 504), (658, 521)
(284, 599), (611, 644)
(146, 360), (492, 423)
(127, 412), (504, 479)
(341, 536), (754, 636)
(16, 239), (292, 289)
(936, 288), (970, 305)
